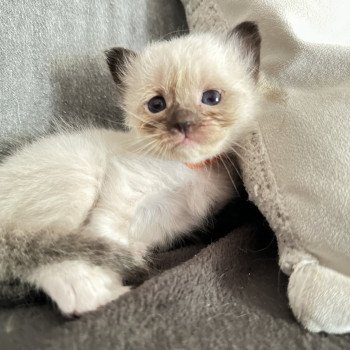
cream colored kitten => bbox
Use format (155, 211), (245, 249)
(0, 22), (261, 315)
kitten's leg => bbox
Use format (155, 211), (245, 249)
(0, 229), (141, 315)
(0, 133), (133, 313)
(27, 260), (129, 315)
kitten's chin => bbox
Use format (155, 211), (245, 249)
(163, 132), (224, 163)
(169, 142), (225, 164)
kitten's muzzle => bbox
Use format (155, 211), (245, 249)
(167, 109), (198, 135)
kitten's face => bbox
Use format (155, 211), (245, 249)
(106, 22), (261, 163)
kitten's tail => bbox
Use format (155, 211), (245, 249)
(0, 228), (145, 304)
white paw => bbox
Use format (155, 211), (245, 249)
(27, 260), (129, 315)
(288, 261), (350, 334)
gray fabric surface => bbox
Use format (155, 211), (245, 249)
(1, 1), (350, 349)
(0, 0), (187, 140)
(1, 225), (349, 349)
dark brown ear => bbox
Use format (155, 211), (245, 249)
(228, 21), (261, 81)
(105, 47), (136, 87)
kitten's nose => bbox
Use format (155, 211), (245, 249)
(174, 121), (194, 134)
(168, 109), (198, 134)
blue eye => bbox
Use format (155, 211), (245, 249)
(201, 90), (221, 105)
(148, 96), (166, 113)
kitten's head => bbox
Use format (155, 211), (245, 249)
(106, 21), (261, 163)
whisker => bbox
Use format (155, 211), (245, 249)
(159, 28), (189, 41)
(133, 138), (159, 155)
(97, 116), (127, 128)
(229, 146), (248, 165)
(208, 155), (213, 180)
(126, 110), (164, 130)
(161, 140), (171, 160)
(154, 139), (164, 159)
(142, 138), (162, 157)
(230, 140), (254, 155)
(109, 132), (158, 150)
(159, 143), (168, 161)
(224, 154), (242, 181)
(219, 155), (239, 196)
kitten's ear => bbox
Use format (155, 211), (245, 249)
(228, 21), (261, 81)
(105, 47), (137, 87)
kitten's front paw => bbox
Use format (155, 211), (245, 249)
(288, 261), (350, 334)
(27, 261), (129, 315)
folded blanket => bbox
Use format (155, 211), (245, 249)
(181, 0), (350, 333)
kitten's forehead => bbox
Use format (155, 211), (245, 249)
(129, 34), (245, 100)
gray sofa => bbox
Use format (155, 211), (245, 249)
(1, 1), (349, 349)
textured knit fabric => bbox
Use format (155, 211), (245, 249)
(182, 0), (350, 275)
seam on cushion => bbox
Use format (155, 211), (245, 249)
(183, 0), (203, 16)
(183, 0), (229, 32)
(239, 129), (302, 255)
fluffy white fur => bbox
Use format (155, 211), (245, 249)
(27, 260), (129, 315)
(0, 128), (233, 314)
(0, 25), (260, 315)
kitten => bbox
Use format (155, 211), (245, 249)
(0, 22), (261, 315)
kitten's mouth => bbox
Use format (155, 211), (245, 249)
(172, 131), (200, 148)
(175, 135), (197, 147)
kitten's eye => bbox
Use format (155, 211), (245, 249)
(201, 90), (221, 106)
(147, 96), (166, 113)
